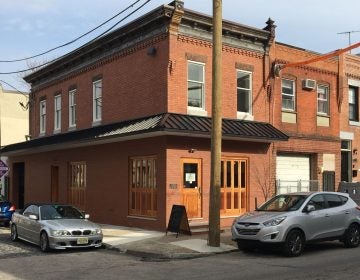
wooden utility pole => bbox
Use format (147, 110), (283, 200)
(208, 0), (222, 247)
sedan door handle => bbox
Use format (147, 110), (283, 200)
(345, 211), (350, 214)
(325, 214), (330, 218)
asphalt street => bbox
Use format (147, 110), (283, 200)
(1, 226), (360, 280)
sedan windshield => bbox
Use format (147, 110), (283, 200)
(40, 205), (84, 220)
(258, 194), (308, 212)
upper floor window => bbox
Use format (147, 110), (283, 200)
(39, 100), (46, 134)
(317, 85), (329, 115)
(93, 79), (102, 123)
(54, 95), (61, 131)
(281, 79), (295, 111)
(187, 61), (205, 109)
(237, 70), (252, 114)
(349, 86), (359, 122)
(69, 89), (76, 128)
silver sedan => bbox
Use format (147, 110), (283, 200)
(10, 204), (103, 252)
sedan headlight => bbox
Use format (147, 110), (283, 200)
(263, 216), (286, 227)
(52, 230), (71, 236)
(91, 228), (102, 235)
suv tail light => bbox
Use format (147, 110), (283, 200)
(9, 205), (15, 211)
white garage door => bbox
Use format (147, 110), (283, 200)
(276, 155), (310, 194)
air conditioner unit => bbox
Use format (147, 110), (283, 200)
(302, 79), (316, 90)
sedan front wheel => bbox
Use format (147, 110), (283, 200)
(40, 232), (50, 252)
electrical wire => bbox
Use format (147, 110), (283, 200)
(0, 79), (29, 96)
(0, 0), (152, 75)
(0, 0), (143, 63)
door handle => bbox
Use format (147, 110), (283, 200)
(345, 211), (350, 214)
(325, 214), (330, 218)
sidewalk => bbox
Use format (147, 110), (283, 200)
(100, 224), (238, 259)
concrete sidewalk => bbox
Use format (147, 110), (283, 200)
(101, 225), (237, 259)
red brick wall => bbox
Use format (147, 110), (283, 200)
(165, 136), (272, 228)
(9, 137), (167, 230)
(271, 43), (341, 187)
(30, 36), (170, 138)
(168, 34), (269, 121)
(341, 54), (360, 181)
(272, 43), (339, 137)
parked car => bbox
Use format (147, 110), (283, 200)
(232, 191), (360, 257)
(10, 203), (103, 252)
(0, 195), (15, 227)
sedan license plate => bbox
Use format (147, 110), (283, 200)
(77, 237), (88, 245)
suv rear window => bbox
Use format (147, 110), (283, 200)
(325, 194), (345, 208)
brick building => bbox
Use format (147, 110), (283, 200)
(272, 43), (340, 195)
(1, 1), (345, 230)
(339, 53), (360, 182)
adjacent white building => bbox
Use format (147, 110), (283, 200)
(0, 84), (29, 197)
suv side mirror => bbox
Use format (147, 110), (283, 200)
(304, 204), (315, 213)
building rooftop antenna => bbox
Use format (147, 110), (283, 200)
(337, 30), (360, 53)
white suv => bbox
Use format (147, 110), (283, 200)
(231, 192), (360, 257)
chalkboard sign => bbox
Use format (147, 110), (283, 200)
(166, 205), (191, 237)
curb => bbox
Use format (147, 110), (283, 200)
(102, 242), (238, 260)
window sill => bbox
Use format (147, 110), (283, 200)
(317, 115), (330, 127)
(281, 111), (297, 124)
(127, 215), (157, 221)
(53, 129), (61, 134)
(237, 112), (254, 121)
(92, 120), (102, 127)
(349, 121), (360, 127)
(187, 107), (208, 117)
(68, 126), (77, 132)
(39, 132), (45, 137)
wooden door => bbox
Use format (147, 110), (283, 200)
(181, 158), (202, 219)
(220, 158), (248, 216)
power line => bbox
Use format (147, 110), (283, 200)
(0, 0), (152, 75)
(0, 0), (143, 63)
(0, 79), (28, 96)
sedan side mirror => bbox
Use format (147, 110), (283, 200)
(28, 214), (38, 220)
(304, 204), (315, 213)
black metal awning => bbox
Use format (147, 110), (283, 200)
(1, 113), (288, 156)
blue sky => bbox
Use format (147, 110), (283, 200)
(1, 0), (360, 91)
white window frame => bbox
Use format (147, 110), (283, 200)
(187, 61), (205, 112)
(349, 86), (359, 122)
(317, 85), (329, 116)
(54, 95), (61, 132)
(236, 70), (253, 119)
(39, 100), (46, 135)
(281, 79), (296, 111)
(69, 89), (76, 128)
(92, 79), (102, 123)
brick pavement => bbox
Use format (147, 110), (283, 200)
(0, 227), (41, 259)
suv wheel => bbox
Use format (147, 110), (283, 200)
(344, 223), (360, 248)
(283, 229), (304, 257)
